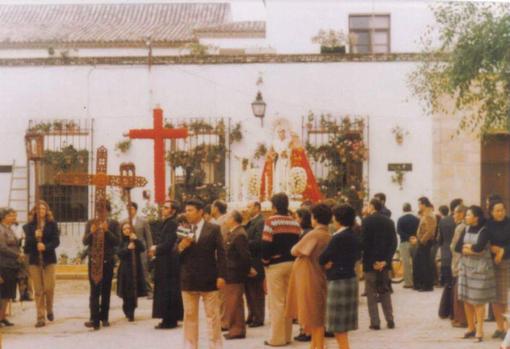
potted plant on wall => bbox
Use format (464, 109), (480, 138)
(312, 29), (347, 54)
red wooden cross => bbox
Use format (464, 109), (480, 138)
(126, 107), (188, 204)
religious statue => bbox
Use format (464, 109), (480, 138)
(289, 132), (323, 202)
(260, 121), (322, 202)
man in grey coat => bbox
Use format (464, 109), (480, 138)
(124, 202), (153, 298)
(438, 198), (463, 286)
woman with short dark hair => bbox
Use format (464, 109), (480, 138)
(320, 204), (360, 349)
(296, 208), (312, 236)
(286, 203), (332, 349)
(456, 205), (495, 342)
(0, 208), (21, 327)
(485, 200), (510, 339)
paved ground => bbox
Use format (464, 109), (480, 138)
(1, 280), (505, 349)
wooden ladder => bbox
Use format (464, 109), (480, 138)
(7, 160), (29, 223)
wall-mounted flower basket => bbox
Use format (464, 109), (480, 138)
(391, 169), (405, 190)
(312, 29), (347, 55)
(391, 126), (409, 145)
(115, 139), (132, 154)
(320, 46), (346, 54)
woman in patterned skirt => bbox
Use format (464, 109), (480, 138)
(486, 200), (510, 339)
(455, 205), (496, 342)
(319, 204), (361, 349)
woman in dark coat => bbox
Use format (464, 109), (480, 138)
(320, 204), (361, 349)
(116, 222), (147, 321)
(485, 200), (510, 339)
(23, 201), (60, 328)
(150, 201), (183, 329)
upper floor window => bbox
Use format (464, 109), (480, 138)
(349, 14), (390, 53)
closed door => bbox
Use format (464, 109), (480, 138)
(481, 134), (510, 210)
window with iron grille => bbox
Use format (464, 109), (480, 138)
(349, 14), (391, 53)
(27, 119), (93, 224)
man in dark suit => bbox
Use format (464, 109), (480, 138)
(149, 200), (183, 329)
(244, 201), (265, 328)
(223, 210), (251, 340)
(83, 201), (121, 330)
(438, 198), (463, 286)
(361, 198), (397, 330)
(178, 199), (227, 349)
(396, 203), (420, 288)
(374, 192), (392, 218)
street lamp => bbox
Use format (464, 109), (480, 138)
(251, 91), (266, 127)
(25, 133), (44, 160)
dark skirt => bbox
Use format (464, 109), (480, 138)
(494, 259), (510, 305)
(413, 242), (435, 290)
(326, 277), (358, 333)
(0, 267), (18, 300)
(438, 281), (453, 319)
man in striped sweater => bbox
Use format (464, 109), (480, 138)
(262, 192), (301, 347)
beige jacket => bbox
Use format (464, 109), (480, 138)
(417, 210), (437, 244)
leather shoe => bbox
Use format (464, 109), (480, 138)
(462, 330), (476, 339)
(47, 313), (54, 322)
(1, 319), (14, 327)
(264, 341), (287, 347)
(451, 321), (467, 328)
(84, 321), (99, 330)
(294, 333), (311, 342)
(387, 320), (395, 329)
(369, 325), (380, 330)
(325, 331), (334, 338)
(35, 320), (46, 328)
(248, 322), (264, 328)
(155, 322), (177, 329)
(224, 334), (246, 340)
(492, 330), (506, 339)
(221, 327), (229, 332)
(102, 320), (110, 327)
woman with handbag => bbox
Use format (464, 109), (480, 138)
(0, 208), (22, 327)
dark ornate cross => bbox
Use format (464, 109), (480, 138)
(56, 146), (147, 284)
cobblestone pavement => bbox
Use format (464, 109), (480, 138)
(1, 280), (503, 349)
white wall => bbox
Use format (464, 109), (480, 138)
(0, 60), (432, 220)
(266, 0), (436, 54)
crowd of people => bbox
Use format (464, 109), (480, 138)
(397, 194), (510, 343)
(0, 191), (509, 348)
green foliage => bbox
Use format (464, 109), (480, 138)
(409, 2), (510, 135)
(166, 119), (241, 204)
(115, 139), (131, 154)
(42, 145), (89, 172)
(305, 112), (367, 211)
(28, 120), (79, 133)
